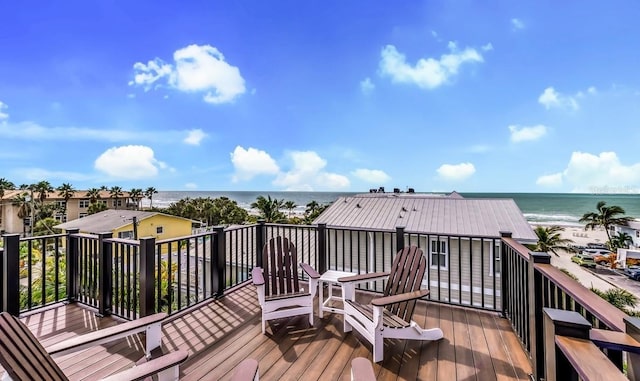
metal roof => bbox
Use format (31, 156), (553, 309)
(314, 193), (537, 242)
(54, 210), (178, 233)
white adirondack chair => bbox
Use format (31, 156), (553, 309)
(251, 236), (320, 334)
(339, 245), (444, 363)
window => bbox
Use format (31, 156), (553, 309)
(79, 213), (88, 218)
(156, 226), (164, 234)
(430, 238), (448, 269)
(118, 230), (134, 239)
(79, 200), (90, 208)
(490, 247), (501, 277)
(54, 214), (67, 222)
(56, 201), (66, 208)
(113, 200), (122, 207)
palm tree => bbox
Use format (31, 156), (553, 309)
(33, 181), (53, 203)
(129, 188), (143, 210)
(145, 187), (158, 209)
(0, 178), (16, 226)
(580, 201), (633, 244)
(57, 182), (75, 217)
(532, 225), (575, 256)
(12, 192), (31, 236)
(109, 186), (124, 210)
(0, 177), (15, 201)
(610, 232), (633, 250)
(251, 195), (286, 223)
(284, 200), (297, 218)
(86, 187), (101, 204)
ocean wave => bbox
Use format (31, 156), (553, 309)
(524, 213), (583, 227)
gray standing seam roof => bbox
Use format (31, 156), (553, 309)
(313, 194), (537, 242)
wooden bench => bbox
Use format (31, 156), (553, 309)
(0, 312), (188, 381)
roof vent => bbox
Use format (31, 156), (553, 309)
(398, 214), (403, 218)
(356, 203), (361, 208)
(401, 207), (407, 212)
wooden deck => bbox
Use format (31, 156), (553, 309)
(16, 284), (532, 380)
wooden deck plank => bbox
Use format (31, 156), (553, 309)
(493, 314), (533, 379)
(14, 284), (532, 381)
(466, 308), (498, 381)
(478, 310), (519, 381)
(417, 297), (439, 380)
(452, 303), (476, 380)
(436, 303), (457, 381)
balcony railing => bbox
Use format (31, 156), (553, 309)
(3, 222), (640, 380)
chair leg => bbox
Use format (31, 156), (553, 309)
(344, 317), (352, 333)
(373, 330), (384, 363)
(262, 314), (266, 334)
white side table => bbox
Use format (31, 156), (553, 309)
(318, 270), (356, 318)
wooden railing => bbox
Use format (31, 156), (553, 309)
(500, 234), (640, 380)
(5, 223), (640, 379)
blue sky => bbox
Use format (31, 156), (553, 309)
(2, 1), (640, 193)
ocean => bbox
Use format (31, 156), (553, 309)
(145, 191), (640, 226)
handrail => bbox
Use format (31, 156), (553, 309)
(536, 263), (627, 332)
(555, 335), (627, 381)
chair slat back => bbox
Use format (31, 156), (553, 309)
(262, 237), (300, 297)
(383, 246), (427, 321)
(0, 312), (68, 381)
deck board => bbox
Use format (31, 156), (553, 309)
(14, 284), (532, 381)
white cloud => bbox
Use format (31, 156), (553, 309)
(469, 144), (491, 153)
(184, 182), (198, 189)
(481, 43), (494, 51)
(230, 146), (280, 182)
(183, 129), (207, 145)
(437, 162), (476, 181)
(536, 173), (563, 187)
(94, 145), (167, 179)
(18, 168), (92, 182)
(511, 18), (525, 30)
(130, 59), (173, 90)
(130, 44), (246, 104)
(508, 124), (547, 143)
(379, 42), (484, 89)
(360, 77), (375, 94)
(542, 151), (640, 192)
(0, 101), (8, 123)
(273, 151), (350, 191)
(0, 120), (198, 144)
(538, 87), (579, 110)
(352, 168), (391, 183)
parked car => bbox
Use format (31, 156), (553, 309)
(593, 252), (616, 265)
(571, 253), (596, 268)
(624, 266), (640, 281)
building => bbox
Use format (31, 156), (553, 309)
(313, 192), (537, 308)
(0, 189), (132, 235)
(54, 209), (194, 241)
(612, 220), (640, 249)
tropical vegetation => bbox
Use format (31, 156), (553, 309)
(530, 225), (575, 256)
(580, 201), (633, 247)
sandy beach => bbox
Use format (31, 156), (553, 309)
(530, 223), (616, 291)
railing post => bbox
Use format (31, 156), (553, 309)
(500, 231), (512, 317)
(395, 226), (405, 252)
(139, 237), (156, 317)
(212, 226), (225, 297)
(98, 232), (113, 317)
(65, 228), (80, 302)
(543, 308), (591, 381)
(317, 223), (327, 274)
(0, 247), (3, 312)
(255, 220), (265, 269)
(2, 234), (20, 316)
(528, 251), (551, 381)
(625, 317), (640, 380)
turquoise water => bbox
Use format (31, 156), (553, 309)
(148, 191), (640, 226)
